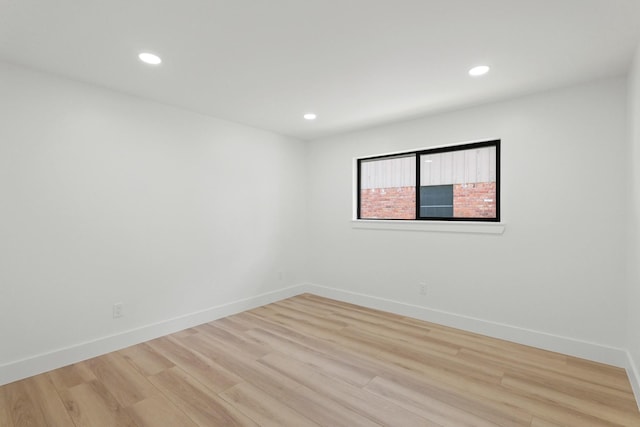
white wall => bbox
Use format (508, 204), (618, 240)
(0, 58), (636, 390)
(627, 43), (640, 399)
(307, 78), (629, 363)
(0, 61), (307, 382)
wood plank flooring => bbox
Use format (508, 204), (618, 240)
(1, 293), (639, 426)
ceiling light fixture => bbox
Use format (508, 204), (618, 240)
(138, 52), (162, 65)
(303, 113), (317, 120)
(469, 65), (490, 76)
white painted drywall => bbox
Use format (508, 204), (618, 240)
(0, 57), (636, 389)
(307, 78), (629, 351)
(0, 61), (307, 369)
(627, 42), (640, 399)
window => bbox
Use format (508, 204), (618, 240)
(357, 140), (500, 222)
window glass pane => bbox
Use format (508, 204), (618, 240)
(360, 154), (416, 219)
(420, 145), (497, 219)
(420, 185), (453, 217)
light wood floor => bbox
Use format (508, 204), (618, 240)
(1, 294), (639, 426)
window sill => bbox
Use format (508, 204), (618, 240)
(351, 220), (505, 235)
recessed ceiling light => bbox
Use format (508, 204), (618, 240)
(303, 113), (317, 120)
(469, 65), (490, 76)
(138, 52), (162, 65)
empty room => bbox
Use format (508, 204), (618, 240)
(2, 0), (640, 426)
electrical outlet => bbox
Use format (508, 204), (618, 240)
(113, 302), (124, 319)
(419, 283), (427, 296)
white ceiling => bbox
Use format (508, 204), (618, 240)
(2, 0), (640, 141)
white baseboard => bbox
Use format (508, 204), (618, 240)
(305, 283), (629, 368)
(2, 281), (634, 404)
(626, 351), (640, 411)
(0, 284), (306, 387)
